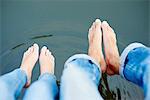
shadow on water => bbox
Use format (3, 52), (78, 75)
(30, 34), (53, 40)
(11, 43), (25, 50)
(12, 34), (53, 49)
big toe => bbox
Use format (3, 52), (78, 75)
(102, 21), (108, 32)
(33, 43), (39, 54)
(95, 19), (101, 30)
(102, 21), (114, 33)
(94, 19), (102, 39)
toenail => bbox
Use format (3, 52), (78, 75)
(102, 21), (108, 26)
(33, 43), (37, 46)
(42, 46), (47, 49)
(95, 19), (101, 22)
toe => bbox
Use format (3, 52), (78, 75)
(30, 46), (34, 52)
(27, 47), (31, 52)
(102, 21), (109, 38)
(51, 54), (55, 61)
(46, 49), (54, 59)
(48, 50), (52, 55)
(24, 51), (27, 56)
(88, 28), (93, 42)
(102, 21), (114, 32)
(26, 47), (32, 55)
(95, 19), (101, 29)
(105, 22), (115, 33)
(33, 43), (39, 54)
(47, 51), (53, 60)
(91, 22), (95, 30)
(23, 47), (32, 58)
(95, 19), (102, 38)
(23, 51), (28, 58)
(41, 46), (47, 55)
(88, 22), (96, 42)
(102, 21), (109, 30)
(106, 24), (116, 39)
(108, 25), (114, 33)
(46, 49), (51, 56)
(102, 21), (117, 43)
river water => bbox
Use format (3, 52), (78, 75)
(1, 0), (149, 99)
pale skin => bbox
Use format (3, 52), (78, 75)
(20, 44), (55, 87)
(20, 18), (120, 87)
(88, 19), (120, 75)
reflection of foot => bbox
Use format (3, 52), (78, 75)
(39, 46), (55, 75)
(88, 19), (106, 72)
(21, 43), (39, 87)
(102, 21), (120, 75)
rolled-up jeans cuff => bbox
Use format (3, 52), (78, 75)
(64, 54), (101, 85)
(39, 73), (57, 81)
(119, 42), (146, 79)
(16, 68), (28, 86)
(12, 68), (27, 97)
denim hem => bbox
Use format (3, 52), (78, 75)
(64, 54), (101, 80)
(38, 73), (56, 80)
(119, 42), (146, 79)
(19, 68), (28, 83)
(18, 68), (28, 83)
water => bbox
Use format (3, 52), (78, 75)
(1, 0), (149, 99)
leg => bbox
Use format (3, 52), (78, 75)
(88, 19), (106, 72)
(101, 21), (150, 99)
(60, 54), (103, 100)
(101, 21), (120, 75)
(0, 69), (27, 100)
(23, 46), (58, 100)
(0, 44), (39, 100)
(120, 43), (150, 100)
(60, 19), (104, 100)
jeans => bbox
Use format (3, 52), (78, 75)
(0, 42), (149, 100)
(0, 54), (103, 100)
(120, 43), (150, 100)
(0, 69), (27, 100)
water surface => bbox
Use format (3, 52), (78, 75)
(1, 0), (149, 99)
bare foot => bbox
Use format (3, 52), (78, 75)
(88, 19), (106, 73)
(102, 21), (120, 75)
(21, 43), (39, 87)
(39, 46), (55, 75)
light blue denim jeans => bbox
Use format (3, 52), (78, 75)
(120, 43), (150, 100)
(0, 69), (58, 100)
(0, 54), (102, 100)
(0, 42), (149, 100)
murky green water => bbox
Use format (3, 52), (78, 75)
(1, 0), (149, 99)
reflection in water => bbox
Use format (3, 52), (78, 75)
(99, 73), (116, 100)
